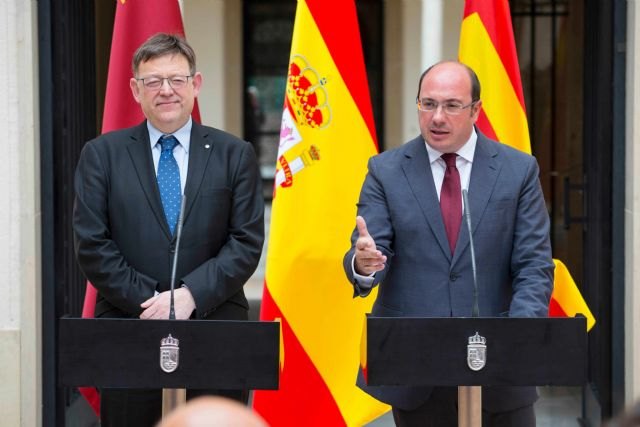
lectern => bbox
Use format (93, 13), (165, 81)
(58, 318), (280, 417)
(365, 317), (587, 427)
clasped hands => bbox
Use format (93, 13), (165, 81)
(140, 287), (196, 320)
(354, 215), (387, 276)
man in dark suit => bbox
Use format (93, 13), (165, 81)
(344, 61), (553, 427)
(73, 33), (264, 426)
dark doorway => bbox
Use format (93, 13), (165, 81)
(510, 0), (625, 424)
(40, 0), (114, 424)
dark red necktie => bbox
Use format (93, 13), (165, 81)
(440, 153), (462, 255)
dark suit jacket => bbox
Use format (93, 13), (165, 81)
(344, 131), (553, 412)
(73, 120), (264, 321)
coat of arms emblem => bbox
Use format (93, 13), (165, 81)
(160, 334), (180, 373)
(467, 332), (487, 371)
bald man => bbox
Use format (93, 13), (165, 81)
(158, 397), (268, 427)
(344, 61), (553, 427)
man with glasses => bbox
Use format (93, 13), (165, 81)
(344, 61), (553, 426)
(73, 33), (264, 426)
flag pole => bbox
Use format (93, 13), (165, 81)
(458, 386), (482, 427)
(162, 389), (186, 417)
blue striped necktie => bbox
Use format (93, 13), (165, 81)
(157, 135), (181, 235)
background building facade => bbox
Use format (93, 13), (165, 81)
(0, 0), (637, 425)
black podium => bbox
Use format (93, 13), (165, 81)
(58, 317), (279, 414)
(365, 316), (587, 426)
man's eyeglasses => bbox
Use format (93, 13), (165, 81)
(136, 75), (193, 90)
(416, 99), (477, 115)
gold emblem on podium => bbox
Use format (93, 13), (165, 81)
(467, 332), (486, 371)
(160, 334), (180, 373)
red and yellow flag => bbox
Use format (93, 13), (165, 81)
(252, 0), (389, 424)
(459, 0), (595, 331)
(80, 0), (200, 416)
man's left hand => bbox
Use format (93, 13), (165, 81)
(140, 287), (196, 320)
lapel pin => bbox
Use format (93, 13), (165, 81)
(204, 144), (210, 149)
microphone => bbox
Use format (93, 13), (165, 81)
(168, 196), (186, 320)
(462, 189), (480, 317)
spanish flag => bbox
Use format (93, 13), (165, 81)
(79, 0), (200, 416)
(458, 0), (595, 331)
(252, 0), (390, 424)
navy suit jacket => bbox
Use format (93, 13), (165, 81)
(344, 131), (553, 412)
(73, 121), (264, 320)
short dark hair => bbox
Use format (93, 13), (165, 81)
(416, 61), (481, 103)
(132, 33), (196, 76)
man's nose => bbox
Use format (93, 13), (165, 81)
(159, 78), (174, 94)
(431, 105), (447, 121)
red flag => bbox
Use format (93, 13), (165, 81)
(79, 0), (199, 416)
(458, 0), (595, 330)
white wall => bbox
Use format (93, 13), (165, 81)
(626, 0), (640, 406)
(0, 1), (41, 425)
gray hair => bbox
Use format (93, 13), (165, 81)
(132, 33), (196, 76)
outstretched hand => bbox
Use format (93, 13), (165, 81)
(354, 216), (387, 275)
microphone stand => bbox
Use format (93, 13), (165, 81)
(162, 196), (187, 418)
(169, 197), (186, 321)
(463, 190), (480, 318)
(459, 189), (481, 427)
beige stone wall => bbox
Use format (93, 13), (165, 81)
(0, 1), (41, 426)
(626, 0), (640, 406)
(184, 0), (242, 136)
(384, 0), (463, 148)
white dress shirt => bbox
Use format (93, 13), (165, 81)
(147, 118), (192, 193)
(424, 129), (477, 201)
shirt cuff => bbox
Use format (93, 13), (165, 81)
(351, 254), (375, 288)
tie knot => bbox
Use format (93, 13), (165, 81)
(159, 135), (178, 153)
(441, 153), (458, 168)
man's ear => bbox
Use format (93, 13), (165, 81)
(130, 78), (142, 104)
(191, 72), (203, 97)
(471, 99), (482, 120)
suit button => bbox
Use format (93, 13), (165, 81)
(450, 273), (458, 281)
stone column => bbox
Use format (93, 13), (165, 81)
(0, 0), (41, 425)
(183, 0), (243, 136)
(625, 0), (640, 406)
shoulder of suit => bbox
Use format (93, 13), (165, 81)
(480, 134), (536, 163)
(372, 135), (423, 161)
(192, 123), (249, 148)
(86, 123), (145, 151)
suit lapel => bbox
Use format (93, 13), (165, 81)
(183, 122), (214, 223)
(451, 132), (501, 266)
(401, 137), (452, 260)
(126, 122), (173, 239)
